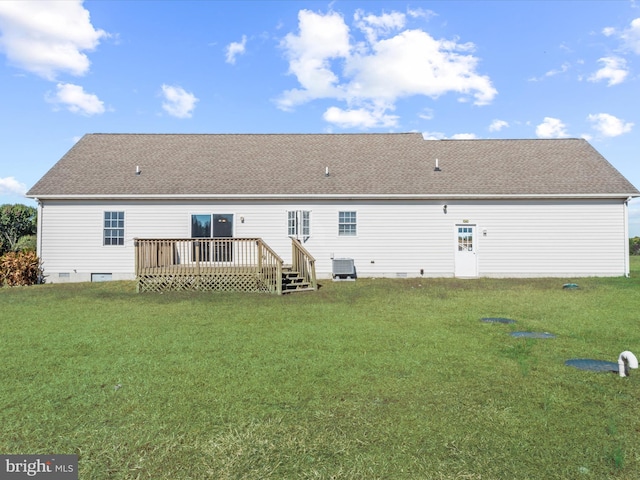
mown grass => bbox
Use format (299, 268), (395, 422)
(1, 258), (639, 479)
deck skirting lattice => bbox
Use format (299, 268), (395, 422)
(137, 273), (273, 293)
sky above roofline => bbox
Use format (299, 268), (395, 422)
(0, 1), (639, 234)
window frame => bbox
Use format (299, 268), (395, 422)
(103, 211), (125, 246)
(287, 210), (311, 240)
(338, 210), (357, 237)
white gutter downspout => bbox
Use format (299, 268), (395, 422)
(36, 199), (43, 260)
(624, 197), (631, 277)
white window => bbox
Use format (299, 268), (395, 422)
(338, 211), (357, 236)
(288, 210), (310, 239)
(104, 211), (124, 245)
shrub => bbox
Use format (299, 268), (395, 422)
(630, 237), (640, 256)
(14, 234), (36, 252)
(0, 250), (43, 286)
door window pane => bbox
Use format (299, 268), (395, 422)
(212, 214), (233, 237)
(458, 227), (473, 251)
(191, 215), (212, 238)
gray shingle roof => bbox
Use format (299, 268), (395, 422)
(27, 133), (639, 198)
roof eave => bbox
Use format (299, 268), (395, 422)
(27, 193), (640, 201)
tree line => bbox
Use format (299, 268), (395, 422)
(631, 237), (640, 256)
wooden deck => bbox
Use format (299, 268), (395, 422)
(134, 237), (316, 294)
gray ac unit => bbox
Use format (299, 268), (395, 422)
(332, 258), (356, 280)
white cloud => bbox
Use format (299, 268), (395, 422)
(588, 57), (628, 86)
(47, 83), (105, 115)
(422, 131), (446, 140)
(225, 35), (247, 64)
(277, 9), (497, 129)
(620, 17), (640, 54)
(418, 108), (434, 120)
(489, 119), (509, 132)
(161, 84), (198, 119)
(545, 62), (570, 78)
(602, 18), (640, 54)
(323, 106), (398, 129)
(0, 0), (107, 80)
(587, 113), (633, 137)
(278, 10), (351, 111)
(536, 117), (569, 138)
(580, 133), (593, 141)
(421, 131), (477, 140)
(354, 9), (406, 44)
(451, 133), (477, 139)
(0, 176), (26, 196)
(529, 62), (571, 82)
(407, 8), (437, 21)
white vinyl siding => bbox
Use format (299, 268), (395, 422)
(37, 198), (629, 282)
(468, 201), (626, 277)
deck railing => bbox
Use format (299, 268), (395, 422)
(291, 238), (317, 290)
(134, 238), (283, 294)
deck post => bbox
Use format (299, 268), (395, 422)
(276, 260), (282, 295)
(134, 238), (140, 293)
(196, 240), (202, 289)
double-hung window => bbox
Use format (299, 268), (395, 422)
(104, 211), (125, 245)
(338, 211), (357, 236)
(287, 210), (310, 239)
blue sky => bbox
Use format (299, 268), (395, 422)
(1, 1), (639, 234)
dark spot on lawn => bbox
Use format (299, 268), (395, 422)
(510, 332), (555, 339)
(481, 317), (515, 324)
(565, 359), (618, 373)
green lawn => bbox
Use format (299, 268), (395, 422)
(2, 258), (640, 479)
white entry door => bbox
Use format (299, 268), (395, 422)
(454, 225), (478, 277)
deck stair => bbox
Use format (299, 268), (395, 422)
(282, 266), (314, 293)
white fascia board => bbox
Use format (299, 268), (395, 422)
(28, 193), (640, 201)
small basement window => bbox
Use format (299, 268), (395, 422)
(91, 273), (112, 282)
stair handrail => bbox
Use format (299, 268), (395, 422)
(257, 239), (284, 295)
(291, 238), (317, 290)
